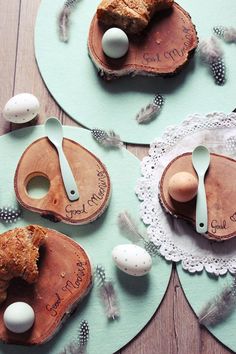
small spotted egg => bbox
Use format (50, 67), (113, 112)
(3, 302), (35, 333)
(102, 28), (129, 59)
(3, 93), (40, 124)
(112, 244), (152, 276)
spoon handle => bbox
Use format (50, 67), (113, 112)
(57, 146), (79, 201)
(196, 175), (208, 233)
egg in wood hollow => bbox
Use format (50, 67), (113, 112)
(3, 302), (35, 333)
(3, 93), (40, 124)
(102, 27), (129, 58)
(168, 171), (198, 203)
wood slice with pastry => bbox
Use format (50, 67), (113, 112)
(14, 137), (111, 225)
(0, 225), (92, 345)
(88, 0), (198, 79)
(159, 152), (236, 241)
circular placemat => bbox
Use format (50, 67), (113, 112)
(0, 126), (171, 354)
(35, 0), (236, 144)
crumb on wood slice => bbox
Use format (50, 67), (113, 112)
(0, 225), (47, 303)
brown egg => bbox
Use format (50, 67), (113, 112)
(168, 172), (198, 203)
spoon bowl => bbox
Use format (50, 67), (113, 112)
(45, 117), (63, 147)
(45, 117), (79, 202)
(192, 146), (211, 176)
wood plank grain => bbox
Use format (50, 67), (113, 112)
(1, 0), (234, 353)
(0, 0), (20, 133)
(13, 0), (61, 126)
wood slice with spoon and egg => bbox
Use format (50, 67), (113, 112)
(14, 118), (111, 225)
(159, 151), (236, 241)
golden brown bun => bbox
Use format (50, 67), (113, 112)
(97, 0), (174, 34)
(0, 225), (47, 303)
(97, 0), (148, 34)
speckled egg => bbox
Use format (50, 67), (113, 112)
(112, 244), (152, 276)
(102, 28), (129, 59)
(3, 93), (40, 123)
(168, 171), (198, 202)
(3, 302), (35, 333)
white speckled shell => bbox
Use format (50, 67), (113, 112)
(112, 244), (152, 276)
(3, 93), (40, 123)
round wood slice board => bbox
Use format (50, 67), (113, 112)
(88, 3), (198, 78)
(0, 228), (93, 345)
(14, 137), (111, 225)
(160, 152), (236, 241)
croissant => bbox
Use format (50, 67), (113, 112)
(0, 225), (47, 304)
(97, 0), (174, 34)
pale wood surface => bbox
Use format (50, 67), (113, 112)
(0, 0), (233, 353)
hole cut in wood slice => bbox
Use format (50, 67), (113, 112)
(88, 3), (198, 79)
(0, 227), (92, 345)
(14, 138), (111, 224)
(160, 152), (236, 241)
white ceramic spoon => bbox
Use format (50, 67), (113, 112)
(192, 145), (210, 234)
(45, 117), (79, 201)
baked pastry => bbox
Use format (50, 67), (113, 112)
(97, 0), (174, 34)
(0, 225), (47, 303)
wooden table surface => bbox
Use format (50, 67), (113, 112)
(0, 1), (233, 353)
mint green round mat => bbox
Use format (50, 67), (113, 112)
(177, 266), (236, 352)
(35, 0), (236, 144)
(0, 126), (172, 354)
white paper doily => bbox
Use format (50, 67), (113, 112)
(136, 112), (236, 275)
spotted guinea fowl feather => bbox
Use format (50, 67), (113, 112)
(199, 277), (236, 326)
(58, 0), (80, 42)
(95, 265), (119, 320)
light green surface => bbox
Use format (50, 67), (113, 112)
(0, 126), (172, 354)
(177, 265), (236, 352)
(35, 0), (236, 144)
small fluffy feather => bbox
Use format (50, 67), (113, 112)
(95, 265), (119, 320)
(91, 129), (123, 148)
(59, 320), (89, 354)
(101, 131), (123, 148)
(58, 0), (79, 42)
(144, 240), (159, 257)
(136, 103), (160, 124)
(118, 211), (145, 242)
(99, 281), (119, 320)
(199, 278), (236, 326)
(136, 94), (164, 124)
(118, 211), (159, 256)
(198, 37), (223, 63)
(224, 27), (236, 43)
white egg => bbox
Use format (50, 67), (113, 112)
(3, 93), (40, 124)
(3, 302), (35, 333)
(102, 28), (129, 59)
(112, 244), (152, 276)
